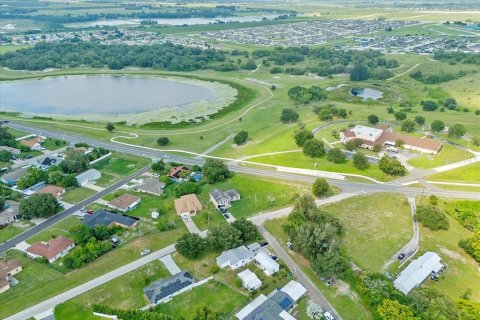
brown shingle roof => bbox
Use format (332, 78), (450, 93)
(174, 194), (203, 215)
(166, 166), (190, 178)
(0, 260), (21, 279)
(37, 185), (65, 197)
(19, 136), (44, 148)
(27, 236), (74, 260)
(108, 193), (140, 211)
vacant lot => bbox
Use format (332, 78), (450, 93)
(320, 193), (413, 272)
(62, 187), (96, 204)
(92, 153), (150, 177)
(0, 221), (34, 244)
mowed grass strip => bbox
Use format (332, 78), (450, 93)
(62, 187), (97, 204)
(428, 162), (480, 184)
(320, 193), (413, 272)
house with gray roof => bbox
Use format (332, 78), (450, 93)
(143, 271), (196, 304)
(0, 167), (29, 186)
(83, 210), (139, 229)
(209, 188), (241, 209)
(216, 245), (255, 270)
(0, 201), (19, 226)
(76, 169), (101, 186)
(136, 177), (165, 196)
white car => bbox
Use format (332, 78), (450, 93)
(140, 249), (151, 256)
(324, 311), (335, 320)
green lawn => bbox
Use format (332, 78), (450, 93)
(42, 137), (68, 151)
(92, 152), (150, 177)
(407, 143), (474, 169)
(26, 216), (82, 244)
(0, 227), (186, 319)
(320, 193), (413, 272)
(264, 219), (373, 320)
(54, 302), (102, 320)
(0, 221), (35, 244)
(61, 187), (97, 204)
(95, 172), (117, 187)
(155, 281), (247, 319)
(428, 162), (480, 184)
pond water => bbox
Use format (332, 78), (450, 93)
(0, 75), (218, 115)
(74, 15), (279, 27)
(350, 88), (383, 101)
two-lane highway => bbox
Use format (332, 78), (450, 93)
(0, 165), (151, 254)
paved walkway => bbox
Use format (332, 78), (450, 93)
(5, 245), (176, 320)
(159, 254), (181, 275)
(181, 215), (202, 236)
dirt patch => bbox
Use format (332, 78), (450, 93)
(438, 246), (466, 263)
(334, 279), (358, 300)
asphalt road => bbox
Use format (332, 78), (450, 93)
(0, 165), (151, 254)
(5, 122), (480, 201)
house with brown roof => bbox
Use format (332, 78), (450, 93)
(166, 166), (191, 180)
(340, 124), (442, 154)
(107, 193), (141, 212)
(0, 259), (22, 294)
(37, 185), (66, 198)
(174, 194), (203, 216)
(26, 236), (75, 263)
(19, 136), (45, 151)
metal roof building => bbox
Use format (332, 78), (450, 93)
(394, 252), (444, 295)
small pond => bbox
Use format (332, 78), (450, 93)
(350, 88), (383, 101)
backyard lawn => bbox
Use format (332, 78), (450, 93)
(428, 162), (480, 184)
(320, 193), (413, 272)
(62, 187), (97, 204)
(407, 143), (474, 169)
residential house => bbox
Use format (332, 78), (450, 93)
(174, 194), (203, 216)
(19, 136), (45, 151)
(216, 245), (255, 270)
(0, 201), (19, 226)
(254, 252), (280, 276)
(237, 269), (262, 291)
(394, 252), (444, 295)
(166, 166), (191, 180)
(235, 280), (307, 320)
(107, 193), (141, 212)
(136, 177), (165, 196)
(83, 210), (139, 229)
(23, 181), (46, 196)
(26, 236), (75, 263)
(209, 188), (241, 209)
(0, 166), (29, 186)
(0, 259), (22, 294)
(143, 271), (196, 305)
(37, 185), (66, 198)
(37, 156), (63, 170)
(339, 124), (442, 154)
(0, 146), (20, 155)
(76, 169), (101, 186)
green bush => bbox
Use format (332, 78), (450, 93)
(415, 205), (449, 231)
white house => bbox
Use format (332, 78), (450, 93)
(237, 269), (262, 291)
(76, 169), (101, 186)
(394, 252), (444, 295)
(26, 236), (75, 263)
(209, 188), (241, 209)
(254, 252), (280, 276)
(216, 245), (255, 270)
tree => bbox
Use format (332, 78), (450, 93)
(232, 218), (259, 242)
(448, 123), (466, 138)
(312, 178), (330, 197)
(422, 100), (438, 111)
(367, 114), (379, 125)
(157, 137), (170, 146)
(394, 111), (407, 121)
(345, 138), (363, 151)
(312, 250), (348, 278)
(193, 305), (219, 320)
(430, 120), (445, 132)
(303, 139), (325, 158)
(174, 182), (198, 197)
(176, 233), (207, 259)
(208, 224), (242, 250)
(401, 119), (416, 132)
(415, 205), (449, 231)
(293, 129), (313, 147)
(280, 108), (299, 123)
(327, 148), (346, 163)
(61, 149), (88, 174)
(353, 152), (370, 170)
(0, 125), (16, 147)
(443, 97), (457, 110)
(151, 159), (166, 172)
(61, 174), (78, 188)
(19, 193), (58, 219)
(70, 224), (94, 245)
(48, 170), (64, 185)
(472, 136), (480, 147)
(233, 131), (248, 145)
(373, 144), (382, 153)
(105, 123), (115, 132)
(0, 150), (12, 162)
(318, 109), (332, 121)
(0, 197), (5, 210)
(415, 115), (425, 126)
(202, 159), (231, 184)
(377, 299), (417, 320)
(350, 63), (369, 81)
(379, 156), (407, 176)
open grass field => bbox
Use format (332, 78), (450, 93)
(42, 137), (67, 151)
(55, 301), (102, 320)
(0, 226), (186, 319)
(0, 221), (35, 244)
(26, 216), (82, 244)
(61, 187), (97, 204)
(320, 193), (413, 272)
(407, 143), (474, 169)
(264, 218), (373, 320)
(94, 172), (117, 187)
(92, 152), (151, 177)
(428, 162), (480, 183)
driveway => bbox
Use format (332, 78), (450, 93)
(181, 215), (202, 236)
(159, 254), (181, 275)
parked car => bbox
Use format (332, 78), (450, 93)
(86, 209), (94, 214)
(286, 241), (293, 250)
(324, 311), (335, 320)
(271, 255), (278, 260)
(398, 253), (406, 260)
(259, 241), (269, 247)
(25, 155), (33, 159)
(140, 249), (151, 256)
(223, 213), (229, 219)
